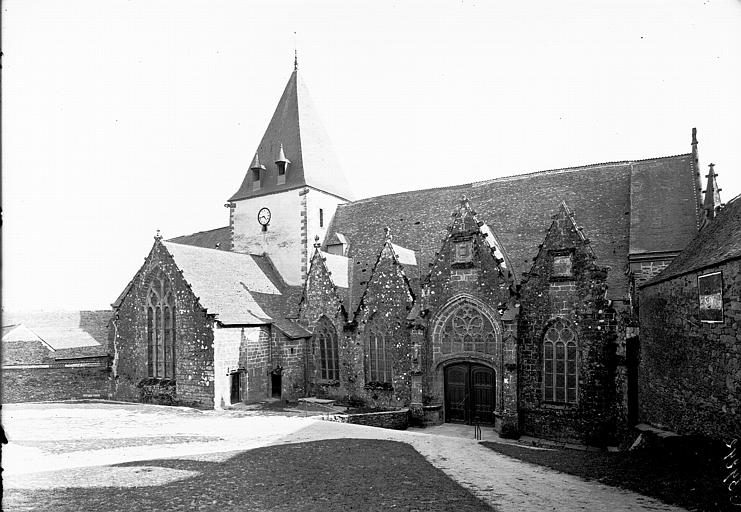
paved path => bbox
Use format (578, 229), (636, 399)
(2, 402), (687, 512)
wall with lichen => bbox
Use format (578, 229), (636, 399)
(639, 258), (740, 442)
(419, 202), (516, 431)
(518, 206), (621, 446)
(353, 242), (416, 408)
(298, 249), (349, 400)
(112, 241), (215, 409)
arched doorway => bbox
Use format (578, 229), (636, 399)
(444, 363), (495, 424)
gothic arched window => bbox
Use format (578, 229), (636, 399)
(366, 315), (393, 384)
(315, 316), (339, 380)
(146, 273), (176, 379)
(543, 318), (577, 403)
(440, 302), (497, 355)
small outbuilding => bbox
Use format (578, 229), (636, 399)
(638, 192), (740, 442)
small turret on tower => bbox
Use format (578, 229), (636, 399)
(701, 163), (723, 228)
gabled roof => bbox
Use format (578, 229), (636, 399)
(229, 69), (353, 202)
(642, 194), (741, 286)
(2, 324), (50, 346)
(2, 311), (110, 361)
(163, 242), (278, 325)
(168, 226), (231, 251)
(326, 154), (697, 312)
(2, 311), (110, 351)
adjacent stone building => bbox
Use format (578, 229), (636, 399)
(107, 63), (731, 444)
(639, 191), (740, 442)
(110, 238), (309, 409)
(1, 311), (111, 403)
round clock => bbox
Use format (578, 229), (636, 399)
(257, 207), (271, 226)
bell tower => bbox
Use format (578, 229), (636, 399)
(227, 64), (353, 286)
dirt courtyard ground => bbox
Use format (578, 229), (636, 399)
(1, 401), (688, 511)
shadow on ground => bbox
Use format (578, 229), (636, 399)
(4, 439), (492, 512)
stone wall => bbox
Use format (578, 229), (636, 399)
(112, 241), (215, 409)
(630, 258), (673, 287)
(353, 241), (415, 408)
(322, 408), (409, 430)
(214, 327), (248, 408)
(299, 248), (352, 400)
(518, 206), (621, 445)
(241, 326), (271, 403)
(272, 329), (306, 401)
(1, 364), (110, 403)
(2, 341), (54, 365)
(639, 258), (740, 442)
(420, 200), (515, 431)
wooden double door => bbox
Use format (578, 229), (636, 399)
(444, 363), (495, 424)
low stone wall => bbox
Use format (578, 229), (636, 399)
(1, 365), (111, 403)
(322, 408), (409, 430)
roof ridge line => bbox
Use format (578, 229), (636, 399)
(167, 226), (229, 240)
(342, 153), (693, 206)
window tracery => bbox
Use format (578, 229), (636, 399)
(440, 302), (497, 354)
(146, 272), (176, 379)
(315, 316), (339, 380)
(366, 315), (393, 383)
(543, 318), (577, 403)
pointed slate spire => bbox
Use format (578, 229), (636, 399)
(229, 67), (354, 202)
(702, 163), (722, 223)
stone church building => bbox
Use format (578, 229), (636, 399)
(110, 64), (722, 444)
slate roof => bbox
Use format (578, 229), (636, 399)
(1, 311), (111, 361)
(642, 194), (741, 286)
(629, 155), (699, 255)
(229, 70), (354, 202)
(320, 251), (350, 288)
(248, 254), (310, 338)
(325, 155), (698, 312)
(168, 226), (231, 251)
(163, 242), (277, 325)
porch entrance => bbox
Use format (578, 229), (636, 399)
(444, 363), (495, 424)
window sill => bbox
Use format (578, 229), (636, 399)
(364, 382), (393, 392)
(541, 402), (577, 410)
(549, 276), (575, 282)
(318, 379), (340, 387)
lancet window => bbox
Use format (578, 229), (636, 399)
(366, 315), (394, 383)
(315, 316), (339, 380)
(146, 272), (176, 379)
(543, 318), (577, 403)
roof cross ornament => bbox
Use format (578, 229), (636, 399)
(384, 226), (392, 242)
(314, 235), (321, 249)
(154, 229), (162, 241)
(294, 32), (298, 71)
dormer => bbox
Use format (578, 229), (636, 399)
(275, 144), (290, 185)
(326, 232), (348, 256)
(250, 153), (266, 192)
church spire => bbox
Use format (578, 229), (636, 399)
(701, 163), (722, 227)
(228, 64), (354, 202)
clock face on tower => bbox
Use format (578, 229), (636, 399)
(257, 207), (271, 226)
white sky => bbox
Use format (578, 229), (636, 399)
(3, 0), (741, 311)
